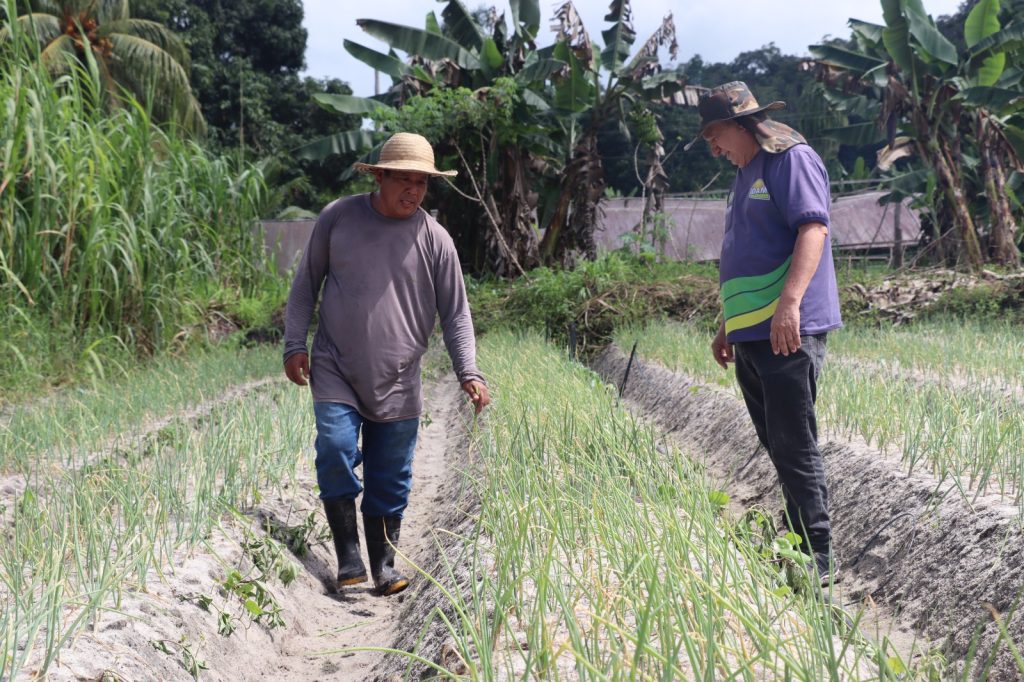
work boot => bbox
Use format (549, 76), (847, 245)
(814, 551), (841, 588)
(363, 515), (410, 596)
(322, 498), (367, 588)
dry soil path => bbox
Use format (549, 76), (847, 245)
(33, 376), (471, 681)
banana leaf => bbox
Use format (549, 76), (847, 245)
(313, 93), (393, 115)
(510, 0), (540, 40)
(441, 0), (485, 51)
(356, 19), (481, 70)
(344, 40), (412, 80)
(294, 129), (376, 162)
(809, 43), (886, 73)
(880, 0), (915, 75)
(600, 0), (635, 73)
(902, 0), (957, 67)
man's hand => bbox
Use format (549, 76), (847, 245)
(770, 300), (801, 356)
(461, 380), (490, 414)
(711, 324), (734, 369)
(285, 353), (310, 386)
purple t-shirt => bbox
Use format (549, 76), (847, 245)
(719, 145), (842, 343)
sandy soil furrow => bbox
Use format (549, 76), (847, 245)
(0, 377), (280, 525)
(592, 345), (1024, 681)
(19, 376), (475, 681)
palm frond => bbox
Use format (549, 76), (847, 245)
(107, 32), (203, 133)
(29, 1), (64, 15)
(3, 13), (62, 49)
(100, 18), (189, 70)
(94, 0), (130, 23)
(39, 32), (76, 74)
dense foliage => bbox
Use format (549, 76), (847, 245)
(131, 0), (362, 212)
(2, 0), (203, 131)
(808, 0), (1023, 268)
(0, 21), (278, 394)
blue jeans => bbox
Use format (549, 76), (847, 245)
(733, 334), (830, 555)
(313, 402), (419, 518)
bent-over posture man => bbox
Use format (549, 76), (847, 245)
(686, 81), (843, 585)
(283, 132), (490, 596)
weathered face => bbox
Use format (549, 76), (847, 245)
(372, 170), (429, 219)
(702, 120), (751, 167)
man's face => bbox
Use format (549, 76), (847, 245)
(373, 170), (429, 219)
(702, 120), (748, 167)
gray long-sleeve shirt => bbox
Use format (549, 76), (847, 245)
(283, 194), (484, 421)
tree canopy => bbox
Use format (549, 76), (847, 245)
(3, 0), (203, 131)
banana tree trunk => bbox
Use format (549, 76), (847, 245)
(924, 136), (983, 270)
(981, 139), (1021, 267)
(539, 133), (603, 264)
(496, 145), (541, 275)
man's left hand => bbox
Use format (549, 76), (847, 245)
(461, 380), (491, 414)
(771, 300), (801, 356)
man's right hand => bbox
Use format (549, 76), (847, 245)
(711, 324), (734, 369)
(285, 353), (310, 386)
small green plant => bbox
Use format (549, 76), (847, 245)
(151, 637), (208, 680)
(222, 569), (285, 629)
(263, 512), (330, 559)
(242, 534), (297, 586)
(179, 593), (237, 638)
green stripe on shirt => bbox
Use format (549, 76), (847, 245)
(721, 256), (791, 334)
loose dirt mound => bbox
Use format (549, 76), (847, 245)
(32, 377), (476, 681)
(592, 345), (1024, 680)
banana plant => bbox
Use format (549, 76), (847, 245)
(538, 0), (686, 263)
(809, 0), (1023, 268)
(295, 0), (566, 275)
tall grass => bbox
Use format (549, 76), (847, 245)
(0, 7), (274, 390)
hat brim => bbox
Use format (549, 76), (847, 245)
(353, 160), (457, 177)
(683, 100), (786, 152)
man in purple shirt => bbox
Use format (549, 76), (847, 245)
(686, 82), (842, 588)
(284, 132), (490, 596)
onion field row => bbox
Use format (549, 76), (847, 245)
(614, 320), (1024, 507)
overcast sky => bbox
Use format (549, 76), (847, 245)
(302, 0), (966, 97)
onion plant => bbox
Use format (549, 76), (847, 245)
(1, 344), (280, 475)
(614, 320), (1024, 506)
(0, 365), (312, 680)
(418, 331), (923, 679)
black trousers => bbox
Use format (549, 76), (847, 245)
(734, 334), (831, 555)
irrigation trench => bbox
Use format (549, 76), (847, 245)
(592, 344), (1024, 680)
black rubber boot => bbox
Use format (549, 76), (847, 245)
(322, 498), (367, 588)
(363, 515), (410, 596)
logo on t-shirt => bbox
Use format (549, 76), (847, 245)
(748, 179), (771, 201)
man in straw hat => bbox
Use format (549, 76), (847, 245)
(688, 81), (842, 588)
(283, 132), (490, 596)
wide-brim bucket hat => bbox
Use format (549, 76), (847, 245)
(353, 132), (457, 177)
(683, 81), (787, 152)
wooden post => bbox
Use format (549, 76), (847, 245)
(890, 200), (904, 269)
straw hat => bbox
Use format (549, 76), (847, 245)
(353, 132), (457, 177)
